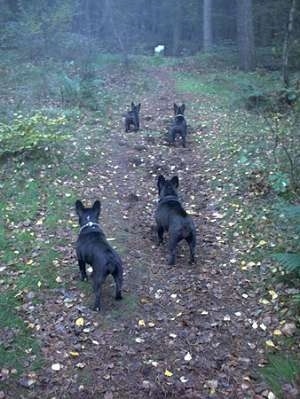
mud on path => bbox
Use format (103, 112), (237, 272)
(18, 68), (267, 399)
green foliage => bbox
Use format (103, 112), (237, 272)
(0, 113), (70, 157)
(284, 205), (300, 220)
(268, 172), (290, 194)
(60, 71), (104, 111)
(260, 355), (300, 398)
(272, 205), (300, 286)
(273, 253), (300, 274)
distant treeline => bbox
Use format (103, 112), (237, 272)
(0, 0), (299, 70)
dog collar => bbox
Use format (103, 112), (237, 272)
(159, 195), (180, 204)
(175, 114), (185, 117)
(79, 222), (100, 233)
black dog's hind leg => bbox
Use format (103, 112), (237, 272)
(186, 234), (196, 264)
(78, 259), (87, 281)
(168, 235), (180, 265)
(112, 269), (123, 300)
(157, 225), (164, 245)
(135, 118), (139, 131)
(92, 273), (105, 311)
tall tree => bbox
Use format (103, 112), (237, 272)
(172, 0), (182, 56)
(282, 0), (296, 87)
(236, 0), (256, 71)
(203, 0), (213, 51)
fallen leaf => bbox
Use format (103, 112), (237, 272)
(75, 317), (85, 327)
(69, 351), (80, 357)
(51, 363), (62, 371)
(164, 369), (173, 377)
(268, 290), (278, 301)
(265, 340), (276, 348)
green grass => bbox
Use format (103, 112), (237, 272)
(175, 70), (283, 107)
(0, 292), (42, 371)
(261, 355), (300, 398)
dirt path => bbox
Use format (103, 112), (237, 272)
(18, 68), (267, 399)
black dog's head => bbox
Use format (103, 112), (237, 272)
(157, 175), (179, 199)
(75, 200), (101, 227)
(174, 103), (185, 116)
(131, 102), (141, 115)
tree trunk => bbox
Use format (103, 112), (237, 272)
(236, 0), (255, 71)
(203, 0), (213, 51)
(172, 1), (181, 56)
(105, 0), (128, 65)
(282, 0), (296, 87)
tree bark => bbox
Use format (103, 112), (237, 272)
(236, 0), (256, 71)
(172, 0), (181, 56)
(282, 0), (296, 87)
(203, 0), (213, 51)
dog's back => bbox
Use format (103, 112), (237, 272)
(77, 229), (121, 273)
(155, 175), (196, 265)
(75, 200), (123, 311)
(125, 102), (141, 132)
(169, 103), (187, 147)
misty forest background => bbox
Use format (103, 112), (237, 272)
(0, 0), (300, 398)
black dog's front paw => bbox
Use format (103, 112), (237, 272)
(168, 256), (176, 266)
(115, 293), (123, 301)
(80, 273), (88, 281)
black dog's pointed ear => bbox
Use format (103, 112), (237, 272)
(174, 103), (178, 113)
(137, 103), (141, 111)
(131, 102), (135, 108)
(75, 200), (84, 215)
(170, 176), (179, 188)
(92, 200), (101, 216)
(181, 103), (185, 113)
(157, 175), (166, 190)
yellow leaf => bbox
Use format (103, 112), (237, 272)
(75, 317), (85, 327)
(268, 290), (278, 301)
(138, 319), (146, 327)
(257, 240), (267, 247)
(273, 329), (282, 336)
(164, 369), (173, 377)
(37, 281), (42, 288)
(69, 351), (79, 357)
(26, 259), (33, 265)
(259, 298), (270, 305)
(265, 340), (276, 348)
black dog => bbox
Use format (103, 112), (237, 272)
(169, 103), (187, 147)
(125, 102), (141, 132)
(75, 200), (123, 311)
(155, 175), (196, 265)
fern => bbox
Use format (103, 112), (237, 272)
(283, 205), (300, 219)
(273, 253), (300, 274)
(292, 294), (300, 305)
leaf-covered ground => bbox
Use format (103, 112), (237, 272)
(0, 65), (299, 399)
